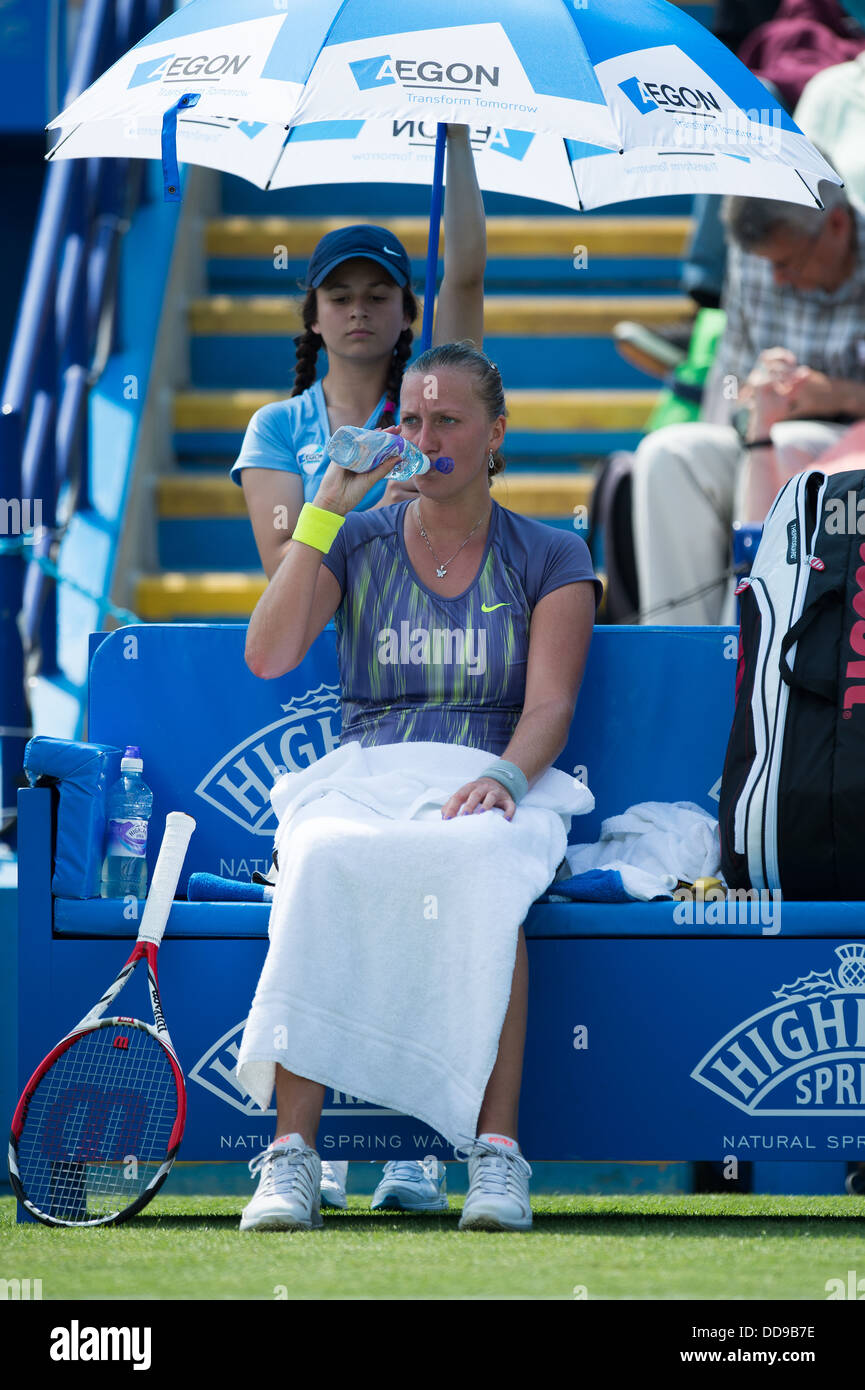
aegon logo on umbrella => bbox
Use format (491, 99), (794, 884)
(350, 55), (500, 93)
(129, 53), (252, 88)
(619, 75), (722, 116)
(392, 120), (533, 161)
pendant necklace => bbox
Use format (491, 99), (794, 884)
(414, 499), (488, 578)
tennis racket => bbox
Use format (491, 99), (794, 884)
(8, 810), (195, 1227)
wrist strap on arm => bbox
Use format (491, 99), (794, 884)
(292, 503), (345, 553)
(477, 758), (529, 804)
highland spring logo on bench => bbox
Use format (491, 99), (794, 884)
(191, 1020), (399, 1118)
(194, 683), (341, 837)
(189, 1020), (426, 1152)
(692, 945), (865, 1123)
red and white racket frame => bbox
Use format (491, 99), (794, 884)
(8, 811), (195, 1226)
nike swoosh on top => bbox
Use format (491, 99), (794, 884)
(481, 602), (509, 612)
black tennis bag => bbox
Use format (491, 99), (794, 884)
(719, 468), (865, 898)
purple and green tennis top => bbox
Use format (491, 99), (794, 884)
(321, 499), (602, 754)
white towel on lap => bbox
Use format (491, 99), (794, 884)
(235, 740), (593, 1147)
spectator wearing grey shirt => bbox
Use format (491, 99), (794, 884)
(632, 180), (865, 625)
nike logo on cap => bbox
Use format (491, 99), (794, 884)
(381, 246), (400, 256)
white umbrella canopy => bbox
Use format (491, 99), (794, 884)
(47, 0), (841, 200)
(44, 0), (844, 346)
(48, 112), (838, 212)
(566, 140), (835, 211)
(48, 114), (586, 209)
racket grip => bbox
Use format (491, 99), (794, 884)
(138, 811), (196, 945)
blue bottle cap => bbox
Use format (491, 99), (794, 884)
(433, 456), (455, 474)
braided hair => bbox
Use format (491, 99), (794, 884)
(291, 271), (418, 430)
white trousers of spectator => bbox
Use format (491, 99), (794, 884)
(632, 420), (847, 625)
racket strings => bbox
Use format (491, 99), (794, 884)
(16, 1023), (179, 1222)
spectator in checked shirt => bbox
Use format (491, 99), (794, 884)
(632, 180), (865, 624)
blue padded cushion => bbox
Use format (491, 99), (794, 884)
(50, 896), (865, 939)
(24, 737), (123, 899)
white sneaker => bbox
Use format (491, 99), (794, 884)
(320, 1160), (349, 1210)
(456, 1133), (532, 1231)
(370, 1156), (448, 1212)
(240, 1133), (323, 1231)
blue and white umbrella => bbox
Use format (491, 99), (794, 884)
(47, 0), (623, 150)
(47, 0), (842, 346)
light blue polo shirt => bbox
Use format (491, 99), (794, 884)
(230, 379), (394, 510)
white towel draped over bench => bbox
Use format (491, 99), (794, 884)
(236, 740), (593, 1147)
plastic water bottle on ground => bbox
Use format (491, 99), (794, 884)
(326, 426), (453, 481)
(100, 746), (154, 899)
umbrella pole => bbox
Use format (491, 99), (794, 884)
(420, 123), (447, 352)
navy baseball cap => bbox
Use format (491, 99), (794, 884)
(304, 225), (412, 290)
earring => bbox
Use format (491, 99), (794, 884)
(488, 451), (495, 472)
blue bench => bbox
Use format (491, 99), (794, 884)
(14, 623), (864, 1198)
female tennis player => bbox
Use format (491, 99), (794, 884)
(232, 127), (488, 1214)
(239, 342), (600, 1232)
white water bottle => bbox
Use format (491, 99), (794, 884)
(326, 426), (449, 482)
(100, 746), (154, 900)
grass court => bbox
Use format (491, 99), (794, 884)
(3, 1193), (864, 1301)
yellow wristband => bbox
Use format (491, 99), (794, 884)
(292, 502), (345, 553)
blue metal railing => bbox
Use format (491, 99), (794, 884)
(0, 0), (170, 841)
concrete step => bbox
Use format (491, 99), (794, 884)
(174, 386), (658, 436)
(189, 292), (694, 338)
(188, 291), (692, 388)
(206, 213), (692, 292)
(173, 385), (658, 463)
(135, 571), (266, 621)
(141, 471), (596, 610)
(156, 469), (595, 517)
(206, 214), (692, 261)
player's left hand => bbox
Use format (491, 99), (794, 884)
(441, 777), (516, 822)
(382, 477), (420, 504)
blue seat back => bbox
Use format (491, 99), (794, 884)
(88, 624), (738, 893)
